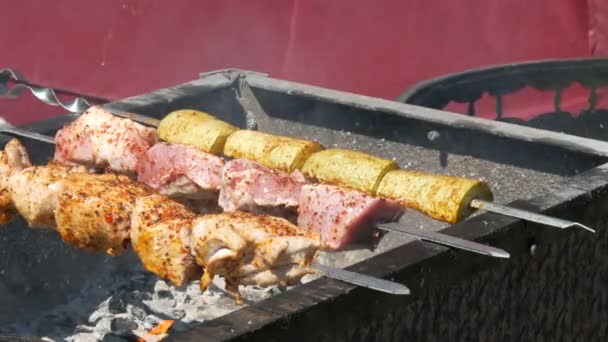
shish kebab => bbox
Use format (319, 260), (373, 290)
(156, 108), (595, 233)
(3, 107), (509, 258)
(0, 139), (409, 302)
(0, 68), (593, 232)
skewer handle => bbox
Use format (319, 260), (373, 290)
(1, 68), (91, 113)
(470, 199), (595, 233)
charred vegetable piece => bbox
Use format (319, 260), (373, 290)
(157, 110), (238, 154)
(301, 148), (398, 194)
(377, 169), (493, 224)
(223, 130), (324, 173)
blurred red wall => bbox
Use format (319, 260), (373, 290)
(0, 0), (594, 125)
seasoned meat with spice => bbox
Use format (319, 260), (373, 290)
(54, 106), (157, 174)
(130, 194), (202, 287)
(52, 172), (153, 256)
(298, 183), (405, 250)
(137, 142), (224, 200)
(218, 159), (306, 220)
(190, 211), (320, 303)
(8, 162), (87, 228)
(0, 139), (32, 224)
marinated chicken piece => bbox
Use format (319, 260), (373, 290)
(8, 162), (87, 228)
(218, 159), (306, 220)
(298, 184), (405, 250)
(54, 106), (157, 174)
(131, 194), (202, 287)
(137, 142), (224, 200)
(0, 139), (32, 224)
(52, 172), (153, 256)
(190, 211), (320, 303)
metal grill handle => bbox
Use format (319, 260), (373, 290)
(0, 68), (91, 113)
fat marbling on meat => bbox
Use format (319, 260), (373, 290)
(298, 183), (405, 250)
(218, 159), (306, 220)
(54, 106), (157, 174)
(137, 142), (224, 200)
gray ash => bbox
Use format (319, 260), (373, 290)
(0, 266), (277, 341)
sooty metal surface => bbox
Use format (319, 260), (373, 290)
(0, 70), (607, 341)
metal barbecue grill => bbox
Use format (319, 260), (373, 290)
(1, 66), (607, 341)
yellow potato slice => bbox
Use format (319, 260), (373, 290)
(301, 148), (398, 194)
(377, 169), (493, 224)
(223, 130), (324, 173)
(158, 109), (238, 154)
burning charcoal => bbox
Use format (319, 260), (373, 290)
(126, 290), (152, 303)
(88, 310), (107, 325)
(129, 305), (148, 321)
(144, 314), (163, 329)
(171, 320), (196, 333)
(153, 280), (174, 300)
(108, 293), (127, 314)
(182, 293), (193, 304)
(170, 308), (186, 320)
(102, 334), (131, 342)
(75, 324), (96, 333)
(110, 317), (138, 336)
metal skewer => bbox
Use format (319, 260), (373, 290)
(470, 199), (595, 233)
(377, 223), (509, 258)
(312, 264), (410, 295)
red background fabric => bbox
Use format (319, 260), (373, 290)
(0, 0), (600, 125)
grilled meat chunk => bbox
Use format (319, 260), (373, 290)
(137, 142), (224, 200)
(52, 172), (153, 256)
(298, 184), (405, 250)
(190, 211), (320, 303)
(0, 139), (32, 224)
(8, 162), (87, 228)
(218, 159), (306, 220)
(54, 106), (157, 174)
(131, 194), (202, 287)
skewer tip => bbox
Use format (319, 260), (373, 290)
(394, 284), (411, 295)
(572, 223), (596, 234)
(491, 249), (511, 259)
